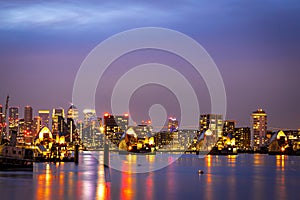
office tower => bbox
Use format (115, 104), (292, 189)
(24, 106), (33, 130)
(9, 107), (19, 133)
(77, 120), (83, 140)
(251, 109), (267, 149)
(168, 117), (179, 132)
(17, 118), (25, 144)
(67, 118), (77, 143)
(53, 108), (65, 118)
(67, 104), (79, 124)
(38, 110), (50, 128)
(223, 120), (236, 136)
(199, 114), (223, 139)
(104, 113), (129, 146)
(104, 113), (129, 134)
(52, 108), (66, 135)
(32, 116), (41, 135)
(83, 109), (97, 127)
(234, 127), (251, 150)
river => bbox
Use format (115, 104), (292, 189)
(0, 152), (299, 200)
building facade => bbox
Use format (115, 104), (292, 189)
(38, 110), (50, 128)
(24, 106), (33, 131)
(9, 107), (19, 134)
(251, 109), (267, 149)
(199, 114), (223, 139)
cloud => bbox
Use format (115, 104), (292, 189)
(0, 1), (175, 30)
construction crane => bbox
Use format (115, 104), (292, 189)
(0, 95), (9, 144)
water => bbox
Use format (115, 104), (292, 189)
(0, 153), (299, 200)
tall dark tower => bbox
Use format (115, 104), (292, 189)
(24, 105), (33, 130)
(9, 107), (19, 134)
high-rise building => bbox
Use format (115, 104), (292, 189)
(199, 114), (223, 139)
(235, 127), (251, 150)
(38, 110), (50, 128)
(32, 116), (41, 136)
(17, 118), (25, 145)
(24, 106), (33, 130)
(67, 105), (79, 124)
(104, 113), (129, 146)
(251, 109), (267, 149)
(168, 117), (179, 132)
(9, 107), (19, 134)
(77, 120), (83, 140)
(52, 108), (66, 135)
(223, 120), (236, 136)
(83, 109), (97, 127)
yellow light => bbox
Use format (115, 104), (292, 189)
(281, 147), (285, 152)
(100, 126), (104, 133)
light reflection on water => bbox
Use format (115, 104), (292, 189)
(0, 153), (299, 200)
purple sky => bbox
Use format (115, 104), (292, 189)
(0, 0), (300, 129)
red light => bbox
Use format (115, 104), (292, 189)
(124, 113), (129, 117)
(104, 112), (109, 117)
(147, 120), (151, 124)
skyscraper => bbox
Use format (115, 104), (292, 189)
(52, 108), (66, 135)
(223, 120), (236, 136)
(199, 114), (223, 139)
(9, 107), (19, 133)
(24, 106), (33, 130)
(104, 113), (129, 146)
(32, 116), (41, 135)
(67, 104), (79, 124)
(251, 109), (267, 149)
(38, 110), (50, 128)
(234, 127), (251, 150)
(83, 109), (97, 127)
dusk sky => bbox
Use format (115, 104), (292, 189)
(0, 0), (300, 129)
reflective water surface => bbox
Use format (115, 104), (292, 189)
(0, 153), (299, 200)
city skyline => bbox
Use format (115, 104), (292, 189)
(0, 102), (296, 132)
(1, 1), (300, 129)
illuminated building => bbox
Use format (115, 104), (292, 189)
(18, 118), (25, 144)
(223, 120), (235, 136)
(38, 110), (50, 128)
(9, 106), (19, 134)
(130, 124), (153, 139)
(52, 108), (66, 136)
(154, 131), (173, 149)
(67, 118), (77, 143)
(168, 117), (178, 132)
(83, 109), (97, 126)
(268, 130), (288, 152)
(251, 109), (267, 149)
(24, 106), (33, 130)
(32, 116), (41, 136)
(77, 120), (83, 140)
(82, 109), (102, 148)
(177, 129), (198, 150)
(67, 104), (79, 124)
(104, 113), (129, 134)
(199, 114), (223, 139)
(234, 127), (251, 150)
(104, 113), (129, 147)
